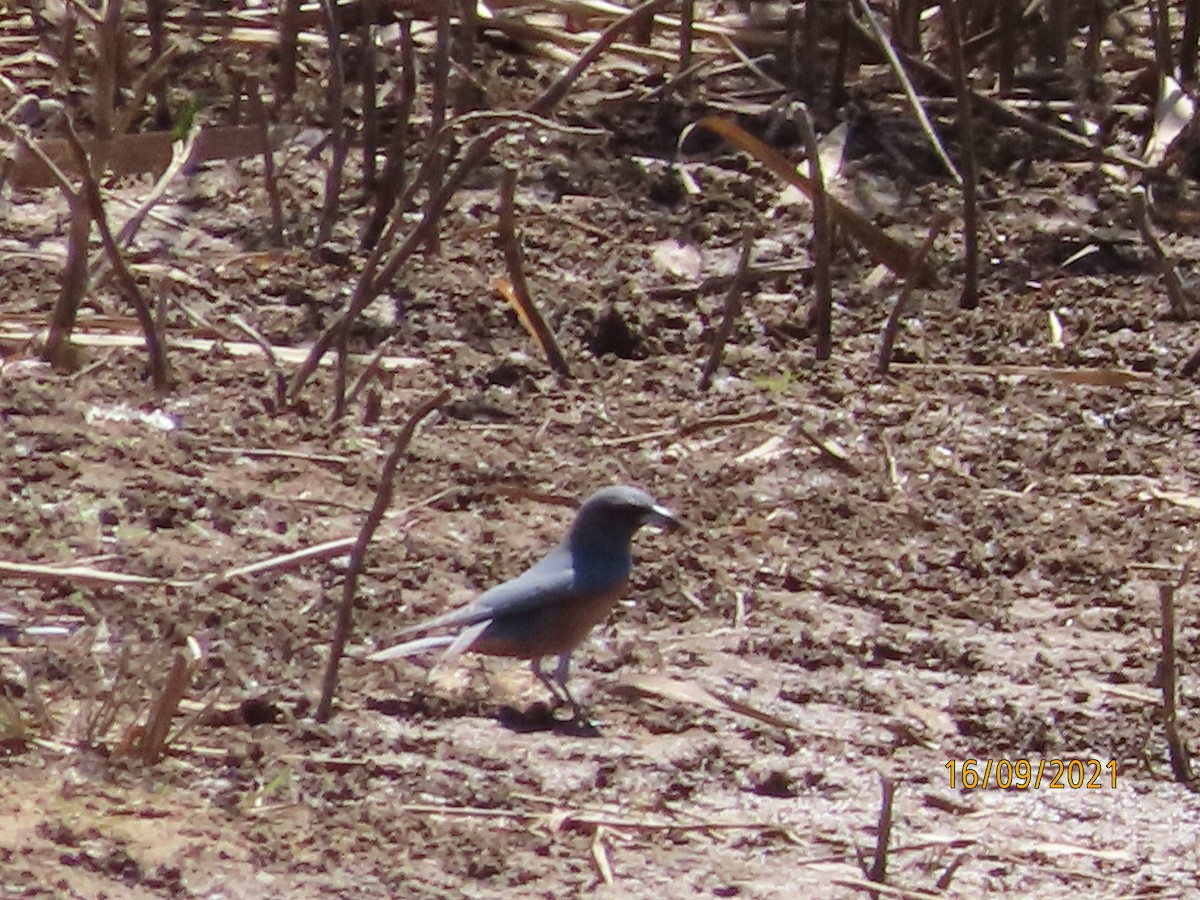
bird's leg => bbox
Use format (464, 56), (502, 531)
(553, 652), (589, 722)
(530, 656), (569, 708)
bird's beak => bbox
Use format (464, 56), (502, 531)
(644, 503), (683, 533)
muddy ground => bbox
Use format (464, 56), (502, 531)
(4, 4), (1200, 898)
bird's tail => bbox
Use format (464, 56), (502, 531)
(366, 634), (455, 662)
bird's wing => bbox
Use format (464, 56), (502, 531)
(392, 545), (580, 638)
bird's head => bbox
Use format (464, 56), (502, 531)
(568, 485), (682, 546)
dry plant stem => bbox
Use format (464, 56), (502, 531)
(360, 0), (379, 191)
(997, 0), (1017, 94)
(9, 113), (100, 369)
(229, 313), (287, 409)
(456, 0), (478, 113)
(344, 335), (398, 408)
(1152, 0), (1174, 81)
(678, 0), (694, 73)
(867, 775), (896, 885)
(91, 0), (121, 161)
(1185, 0), (1200, 83)
(317, 0), (348, 246)
(137, 650), (192, 764)
(47, 194), (91, 366)
(935, 853), (967, 891)
(942, 0), (979, 310)
(315, 389), (450, 722)
(1158, 581), (1195, 786)
(878, 215), (949, 375)
(699, 229), (754, 391)
(361, 18), (416, 250)
(426, 10), (452, 256)
(498, 169), (570, 376)
(245, 80), (284, 247)
(793, 104), (832, 360)
(288, 0), (671, 404)
(112, 42), (181, 137)
(1082, 0), (1105, 96)
(277, 0), (302, 102)
(60, 117), (170, 391)
(850, 0), (960, 186)
(1133, 188), (1191, 319)
(212, 537), (358, 587)
(146, 0), (168, 125)
(78, 646), (131, 747)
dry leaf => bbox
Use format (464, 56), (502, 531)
(615, 672), (796, 731)
(650, 239), (703, 280)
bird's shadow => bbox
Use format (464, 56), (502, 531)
(497, 703), (602, 737)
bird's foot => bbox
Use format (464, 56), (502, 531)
(496, 701), (601, 736)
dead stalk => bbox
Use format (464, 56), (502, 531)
(60, 115), (170, 391)
(942, 0), (979, 310)
(678, 0), (694, 73)
(792, 103), (832, 360)
(277, 0), (302, 102)
(137, 650), (195, 764)
(361, 0), (379, 191)
(699, 229), (755, 391)
(1158, 577), (1195, 787)
(1133, 187), (1192, 319)
(498, 169), (570, 376)
(317, 0), (348, 247)
(850, 0), (959, 185)
(246, 77), (284, 247)
(866, 775), (896, 889)
(426, 10), (452, 257)
(229, 314), (287, 410)
(362, 18), (416, 250)
(878, 214), (950, 375)
(316, 390), (451, 722)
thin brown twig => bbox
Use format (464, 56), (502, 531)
(792, 103), (832, 360)
(1159, 574), (1196, 788)
(317, 0), (347, 246)
(426, 9), (452, 257)
(361, 17), (415, 249)
(277, 0), (302, 102)
(58, 113), (170, 390)
(137, 649), (196, 764)
(678, 0), (694, 73)
(878, 214), (951, 375)
(497, 169), (570, 376)
(315, 390), (450, 721)
(849, 0), (959, 185)
(699, 229), (755, 391)
(1133, 187), (1192, 319)
(865, 775), (896, 892)
(345, 335), (399, 409)
(228, 314), (287, 409)
(360, 0), (379, 191)
(943, 0), (979, 309)
(245, 77), (284, 247)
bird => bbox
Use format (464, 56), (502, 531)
(367, 485), (682, 719)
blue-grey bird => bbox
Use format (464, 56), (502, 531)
(367, 485), (681, 718)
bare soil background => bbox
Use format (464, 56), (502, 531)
(4, 2), (1200, 897)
